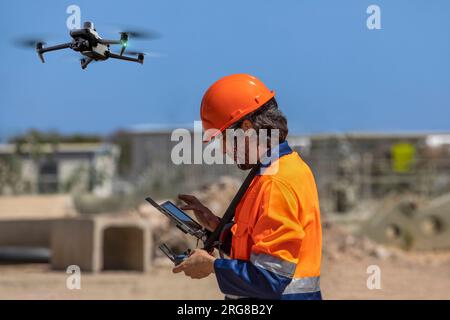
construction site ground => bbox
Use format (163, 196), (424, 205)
(1, 226), (448, 300)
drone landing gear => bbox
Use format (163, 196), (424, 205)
(80, 57), (94, 70)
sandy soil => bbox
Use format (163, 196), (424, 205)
(321, 254), (450, 299)
(0, 194), (448, 300)
(0, 250), (448, 300)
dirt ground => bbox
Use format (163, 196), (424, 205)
(321, 253), (450, 299)
(0, 194), (448, 300)
(0, 254), (448, 300)
(0, 245), (448, 300)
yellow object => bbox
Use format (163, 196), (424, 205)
(391, 142), (416, 173)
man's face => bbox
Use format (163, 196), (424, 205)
(220, 120), (257, 170)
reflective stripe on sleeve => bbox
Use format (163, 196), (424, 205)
(250, 252), (296, 278)
(282, 276), (321, 294)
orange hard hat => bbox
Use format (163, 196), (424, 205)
(200, 74), (275, 142)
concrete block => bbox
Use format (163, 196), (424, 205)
(51, 215), (151, 272)
(0, 219), (56, 247)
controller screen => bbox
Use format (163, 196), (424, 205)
(161, 201), (203, 231)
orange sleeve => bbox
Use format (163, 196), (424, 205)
(250, 178), (305, 264)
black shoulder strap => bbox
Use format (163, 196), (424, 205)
(203, 165), (260, 251)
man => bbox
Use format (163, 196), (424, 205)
(173, 74), (322, 300)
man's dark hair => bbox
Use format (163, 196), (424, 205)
(233, 98), (288, 143)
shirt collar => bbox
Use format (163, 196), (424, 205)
(257, 141), (293, 174)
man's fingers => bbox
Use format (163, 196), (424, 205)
(172, 262), (186, 274)
(178, 194), (195, 201)
(178, 194), (198, 204)
(180, 205), (195, 210)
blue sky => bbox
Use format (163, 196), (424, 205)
(1, 0), (449, 141)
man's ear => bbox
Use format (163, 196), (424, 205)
(240, 119), (254, 131)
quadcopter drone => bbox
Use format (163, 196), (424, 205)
(19, 21), (158, 69)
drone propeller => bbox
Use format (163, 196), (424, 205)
(100, 21), (161, 38)
(11, 32), (62, 49)
(96, 22), (161, 56)
(12, 37), (47, 49)
(126, 50), (144, 55)
(117, 29), (160, 55)
(118, 29), (161, 40)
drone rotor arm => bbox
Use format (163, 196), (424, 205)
(106, 51), (144, 64)
(98, 38), (129, 56)
(36, 42), (72, 63)
(38, 42), (72, 53)
(97, 39), (122, 45)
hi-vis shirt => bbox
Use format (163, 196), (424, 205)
(214, 141), (322, 300)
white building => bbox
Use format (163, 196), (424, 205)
(0, 143), (119, 196)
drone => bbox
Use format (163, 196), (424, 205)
(17, 21), (159, 69)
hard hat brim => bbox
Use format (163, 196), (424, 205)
(202, 90), (275, 143)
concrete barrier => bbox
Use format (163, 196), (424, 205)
(0, 219), (56, 247)
(51, 215), (152, 272)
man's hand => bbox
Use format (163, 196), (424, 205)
(172, 249), (216, 279)
(178, 194), (220, 231)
